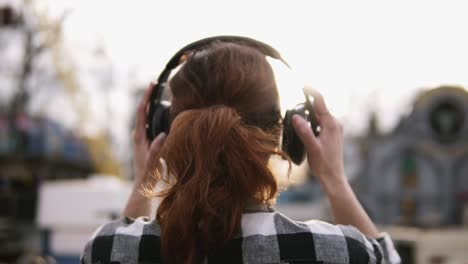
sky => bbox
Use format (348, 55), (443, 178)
(7, 0), (468, 138)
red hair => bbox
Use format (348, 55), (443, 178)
(147, 42), (289, 263)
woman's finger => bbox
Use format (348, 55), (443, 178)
(292, 115), (319, 154)
(149, 133), (166, 157)
(306, 88), (339, 131)
(135, 82), (156, 137)
(308, 89), (330, 117)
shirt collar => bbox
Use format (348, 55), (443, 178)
(244, 200), (275, 213)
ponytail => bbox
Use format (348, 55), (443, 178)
(148, 105), (286, 264)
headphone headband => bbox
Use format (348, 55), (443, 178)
(153, 36), (289, 101)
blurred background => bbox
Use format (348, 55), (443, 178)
(1, 0), (468, 263)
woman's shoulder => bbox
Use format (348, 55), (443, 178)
(80, 216), (162, 264)
(241, 209), (353, 238)
(240, 210), (400, 264)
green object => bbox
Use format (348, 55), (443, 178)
(403, 156), (417, 173)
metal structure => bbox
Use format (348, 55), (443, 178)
(356, 86), (468, 227)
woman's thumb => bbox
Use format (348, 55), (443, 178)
(292, 115), (319, 153)
(148, 133), (166, 158)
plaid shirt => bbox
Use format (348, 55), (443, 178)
(81, 207), (401, 264)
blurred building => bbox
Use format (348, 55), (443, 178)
(356, 86), (468, 228)
(0, 2), (98, 262)
(0, 112), (93, 262)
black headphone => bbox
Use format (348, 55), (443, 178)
(146, 36), (319, 165)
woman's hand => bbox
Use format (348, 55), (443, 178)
(292, 87), (380, 238)
(124, 83), (166, 219)
(291, 89), (346, 192)
(132, 83), (167, 186)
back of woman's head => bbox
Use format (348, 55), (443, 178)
(151, 42), (288, 263)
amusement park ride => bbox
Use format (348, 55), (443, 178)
(355, 86), (468, 264)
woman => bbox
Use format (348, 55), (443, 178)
(81, 41), (400, 264)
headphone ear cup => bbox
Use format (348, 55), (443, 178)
(282, 106), (307, 165)
(150, 103), (171, 140)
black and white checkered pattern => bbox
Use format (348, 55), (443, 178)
(81, 208), (401, 264)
